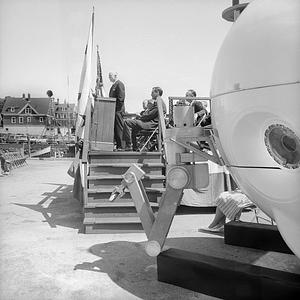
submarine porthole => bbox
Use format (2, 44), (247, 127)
(264, 124), (300, 169)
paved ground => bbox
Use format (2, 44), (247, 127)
(0, 159), (299, 300)
(0, 159), (220, 300)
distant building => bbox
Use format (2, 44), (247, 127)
(0, 94), (56, 136)
(0, 98), (6, 127)
(54, 100), (76, 135)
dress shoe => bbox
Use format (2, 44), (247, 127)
(124, 147), (133, 151)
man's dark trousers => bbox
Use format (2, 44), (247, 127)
(123, 119), (156, 150)
(114, 111), (124, 149)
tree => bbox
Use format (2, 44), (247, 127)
(46, 90), (53, 98)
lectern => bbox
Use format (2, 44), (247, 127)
(90, 97), (116, 151)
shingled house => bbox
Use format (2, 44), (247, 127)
(0, 94), (56, 136)
(54, 100), (76, 135)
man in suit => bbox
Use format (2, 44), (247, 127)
(109, 72), (126, 150)
(122, 86), (166, 151)
(185, 89), (208, 126)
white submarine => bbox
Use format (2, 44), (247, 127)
(211, 0), (300, 257)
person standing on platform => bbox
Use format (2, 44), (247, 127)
(109, 72), (126, 151)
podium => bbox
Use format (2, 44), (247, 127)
(90, 97), (116, 151)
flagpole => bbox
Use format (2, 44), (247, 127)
(68, 8), (95, 179)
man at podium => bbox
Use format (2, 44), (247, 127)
(109, 72), (126, 151)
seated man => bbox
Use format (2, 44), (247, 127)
(185, 90), (208, 126)
(178, 89), (208, 126)
(123, 87), (166, 151)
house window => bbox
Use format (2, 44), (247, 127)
(10, 107), (15, 112)
(27, 117), (31, 123)
(11, 117), (16, 123)
(39, 117), (44, 123)
(25, 107), (31, 114)
(19, 117), (24, 123)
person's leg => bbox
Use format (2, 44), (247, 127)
(131, 120), (147, 150)
(114, 112), (124, 149)
(122, 119), (142, 149)
(208, 207), (226, 228)
(123, 119), (134, 148)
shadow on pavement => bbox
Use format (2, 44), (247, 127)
(73, 236), (268, 299)
(12, 183), (83, 231)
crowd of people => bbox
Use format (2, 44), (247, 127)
(107, 72), (211, 152)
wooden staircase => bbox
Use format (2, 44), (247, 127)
(83, 151), (165, 233)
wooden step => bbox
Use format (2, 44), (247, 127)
(87, 187), (165, 203)
(85, 223), (144, 234)
(87, 187), (166, 193)
(89, 162), (165, 176)
(89, 162), (165, 168)
(85, 210), (139, 218)
(85, 201), (159, 208)
(87, 174), (165, 180)
(84, 216), (142, 224)
(83, 216), (144, 234)
(89, 151), (163, 164)
(87, 174), (165, 189)
(84, 202), (158, 219)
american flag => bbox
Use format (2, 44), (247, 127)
(95, 45), (105, 97)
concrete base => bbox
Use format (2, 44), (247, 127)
(158, 248), (300, 299)
(224, 221), (293, 254)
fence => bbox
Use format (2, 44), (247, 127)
(0, 151), (27, 170)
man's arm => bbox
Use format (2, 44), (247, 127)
(140, 106), (158, 122)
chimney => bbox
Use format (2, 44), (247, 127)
(57, 98), (60, 104)
(22, 93), (25, 99)
(27, 93), (31, 100)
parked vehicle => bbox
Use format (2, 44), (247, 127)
(36, 136), (47, 143)
(46, 136), (58, 144)
(6, 134), (18, 143)
(0, 133), (8, 143)
(28, 136), (38, 143)
(16, 134), (28, 143)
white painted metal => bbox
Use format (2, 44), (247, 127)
(210, 0), (300, 257)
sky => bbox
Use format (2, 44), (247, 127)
(0, 0), (234, 113)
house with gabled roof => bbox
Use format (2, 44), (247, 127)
(0, 94), (56, 136)
(54, 99), (76, 135)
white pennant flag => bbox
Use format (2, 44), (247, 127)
(68, 9), (94, 181)
(75, 9), (94, 138)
